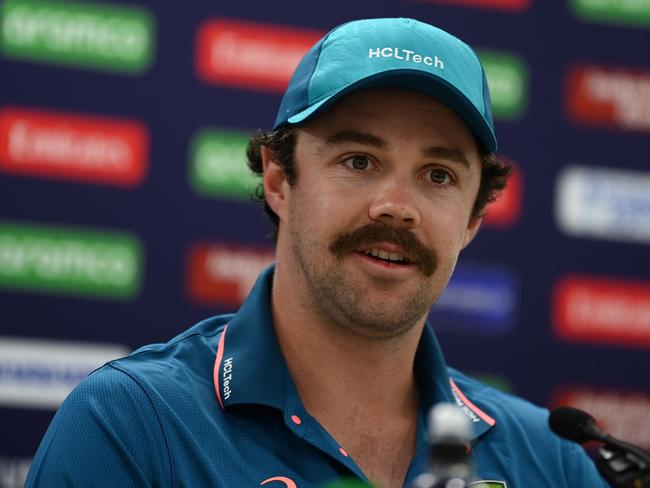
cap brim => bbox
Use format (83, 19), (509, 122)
(285, 69), (497, 153)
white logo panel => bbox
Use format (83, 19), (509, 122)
(0, 337), (129, 409)
(556, 165), (650, 244)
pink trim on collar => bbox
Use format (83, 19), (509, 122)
(213, 324), (229, 410)
(450, 378), (496, 426)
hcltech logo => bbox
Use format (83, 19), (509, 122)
(556, 165), (650, 244)
(553, 275), (650, 348)
(428, 263), (518, 336)
(368, 47), (444, 69)
(570, 0), (650, 28)
(552, 387), (650, 450)
(0, 0), (155, 73)
(478, 50), (528, 120)
(195, 18), (321, 92)
(0, 107), (149, 186)
(0, 337), (129, 409)
(0, 221), (143, 300)
(187, 243), (274, 307)
(189, 128), (259, 200)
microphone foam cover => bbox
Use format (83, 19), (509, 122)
(549, 406), (596, 444)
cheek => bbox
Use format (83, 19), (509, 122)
(288, 184), (340, 240)
(298, 175), (365, 221)
(427, 212), (472, 254)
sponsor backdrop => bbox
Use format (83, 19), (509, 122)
(1, 0), (649, 484)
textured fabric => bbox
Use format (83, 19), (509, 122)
(273, 18), (497, 152)
(26, 265), (608, 487)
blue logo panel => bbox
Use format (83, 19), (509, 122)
(428, 264), (518, 336)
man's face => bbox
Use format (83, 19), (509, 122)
(273, 87), (483, 340)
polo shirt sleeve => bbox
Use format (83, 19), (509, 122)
(25, 364), (171, 487)
(560, 438), (611, 487)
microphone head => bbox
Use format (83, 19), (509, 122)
(549, 406), (597, 444)
(428, 403), (473, 468)
(428, 403), (472, 443)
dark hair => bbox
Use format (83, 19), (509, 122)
(246, 125), (512, 241)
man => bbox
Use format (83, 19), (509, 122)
(26, 18), (608, 488)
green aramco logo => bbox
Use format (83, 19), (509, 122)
(0, 222), (143, 300)
(0, 0), (155, 73)
(571, 0), (650, 28)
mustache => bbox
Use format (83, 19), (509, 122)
(329, 222), (437, 276)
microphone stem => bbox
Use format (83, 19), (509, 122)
(586, 424), (650, 466)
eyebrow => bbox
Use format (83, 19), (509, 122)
(325, 129), (471, 169)
(422, 146), (470, 169)
(325, 130), (387, 149)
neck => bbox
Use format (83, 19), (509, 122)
(271, 259), (425, 420)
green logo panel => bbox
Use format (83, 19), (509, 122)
(0, 221), (143, 300)
(189, 128), (260, 200)
(570, 0), (650, 28)
(478, 50), (528, 120)
(0, 0), (155, 73)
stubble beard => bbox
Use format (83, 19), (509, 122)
(289, 223), (442, 341)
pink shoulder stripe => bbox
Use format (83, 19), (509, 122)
(213, 324), (229, 410)
(450, 378), (496, 426)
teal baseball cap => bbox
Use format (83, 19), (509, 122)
(273, 17), (497, 152)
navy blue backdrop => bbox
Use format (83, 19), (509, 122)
(1, 1), (649, 486)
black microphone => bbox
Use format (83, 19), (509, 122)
(550, 406), (650, 488)
(549, 406), (607, 443)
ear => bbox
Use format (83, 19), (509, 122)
(261, 146), (290, 222)
(460, 215), (483, 250)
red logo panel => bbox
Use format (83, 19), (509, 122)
(187, 243), (274, 307)
(0, 107), (148, 186)
(195, 19), (323, 92)
(483, 164), (522, 227)
(412, 0), (530, 11)
(553, 275), (650, 348)
(551, 387), (650, 450)
(567, 65), (650, 132)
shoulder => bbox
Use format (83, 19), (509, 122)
(26, 361), (170, 486)
(447, 369), (556, 462)
(105, 315), (230, 389)
(53, 314), (228, 414)
(448, 367), (564, 451)
(25, 315), (232, 487)
(447, 368), (609, 487)
(448, 367), (550, 431)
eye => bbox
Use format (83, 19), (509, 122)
(427, 168), (454, 185)
(344, 155), (372, 171)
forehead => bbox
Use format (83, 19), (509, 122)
(296, 87), (481, 156)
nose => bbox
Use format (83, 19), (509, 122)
(368, 179), (421, 228)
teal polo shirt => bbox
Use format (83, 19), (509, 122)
(26, 265), (608, 487)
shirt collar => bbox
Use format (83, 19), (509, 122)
(213, 264), (495, 439)
(414, 314), (496, 439)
